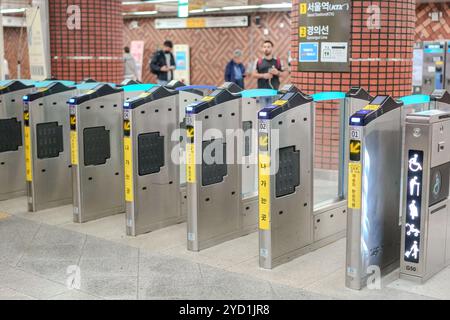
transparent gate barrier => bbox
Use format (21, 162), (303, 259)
(400, 109), (450, 283)
(123, 81), (207, 236)
(0, 81), (35, 201)
(185, 82), (280, 251)
(311, 88), (373, 209)
(257, 87), (373, 270)
(344, 92), (450, 290)
(23, 82), (79, 212)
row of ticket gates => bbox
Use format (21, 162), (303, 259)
(1, 78), (450, 291)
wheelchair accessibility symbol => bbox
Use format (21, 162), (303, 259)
(408, 154), (422, 172)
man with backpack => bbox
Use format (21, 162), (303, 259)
(150, 40), (176, 86)
(252, 40), (286, 106)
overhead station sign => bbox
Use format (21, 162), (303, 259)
(155, 16), (248, 29)
(298, 0), (351, 72)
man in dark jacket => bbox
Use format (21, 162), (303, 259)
(150, 40), (176, 86)
(225, 50), (246, 89)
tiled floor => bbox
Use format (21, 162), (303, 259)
(1, 195), (449, 300)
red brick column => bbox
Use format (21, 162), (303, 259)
(291, 0), (416, 169)
(48, 0), (123, 83)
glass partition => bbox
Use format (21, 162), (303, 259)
(313, 95), (347, 208)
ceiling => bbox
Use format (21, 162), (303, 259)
(121, 0), (292, 17)
(0, 0), (446, 17)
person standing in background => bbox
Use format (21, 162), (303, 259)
(252, 40), (286, 106)
(123, 46), (138, 81)
(150, 40), (176, 86)
(225, 50), (246, 89)
(3, 59), (10, 80)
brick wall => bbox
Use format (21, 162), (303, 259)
(48, 0), (123, 83)
(4, 3), (448, 85)
(123, 12), (291, 88)
(291, 0), (416, 170)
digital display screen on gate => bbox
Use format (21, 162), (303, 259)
(404, 150), (423, 264)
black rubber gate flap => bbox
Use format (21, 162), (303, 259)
(202, 139), (227, 186)
(138, 132), (165, 176)
(0, 118), (22, 153)
(36, 122), (63, 159)
(83, 126), (111, 166)
(276, 146), (300, 198)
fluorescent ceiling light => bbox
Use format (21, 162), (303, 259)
(222, 5), (260, 11)
(123, 10), (158, 15)
(123, 2), (293, 16)
(260, 3), (292, 9)
(122, 0), (178, 5)
(204, 8), (221, 12)
(0, 8), (26, 14)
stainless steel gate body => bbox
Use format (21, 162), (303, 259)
(340, 88), (374, 200)
(70, 84), (126, 223)
(0, 81), (34, 200)
(430, 89), (450, 111)
(186, 82), (263, 251)
(445, 42), (450, 92)
(346, 96), (405, 290)
(123, 81), (203, 236)
(23, 82), (76, 212)
(400, 110), (450, 283)
(258, 87), (373, 269)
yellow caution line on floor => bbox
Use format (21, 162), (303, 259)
(0, 212), (10, 220)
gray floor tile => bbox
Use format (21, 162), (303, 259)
(139, 282), (232, 300)
(270, 283), (332, 300)
(0, 286), (37, 300)
(16, 259), (79, 285)
(48, 289), (103, 300)
(138, 251), (203, 287)
(0, 197), (28, 215)
(79, 275), (138, 300)
(0, 263), (69, 299)
(2, 200), (450, 300)
(15, 224), (86, 283)
(0, 216), (41, 267)
(79, 257), (138, 277)
(81, 235), (139, 260)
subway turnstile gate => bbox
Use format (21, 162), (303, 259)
(185, 82), (273, 251)
(346, 96), (406, 290)
(70, 84), (126, 223)
(0, 81), (34, 200)
(430, 89), (450, 112)
(257, 87), (373, 269)
(23, 82), (77, 212)
(123, 81), (204, 236)
(400, 110), (450, 283)
(345, 92), (450, 289)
